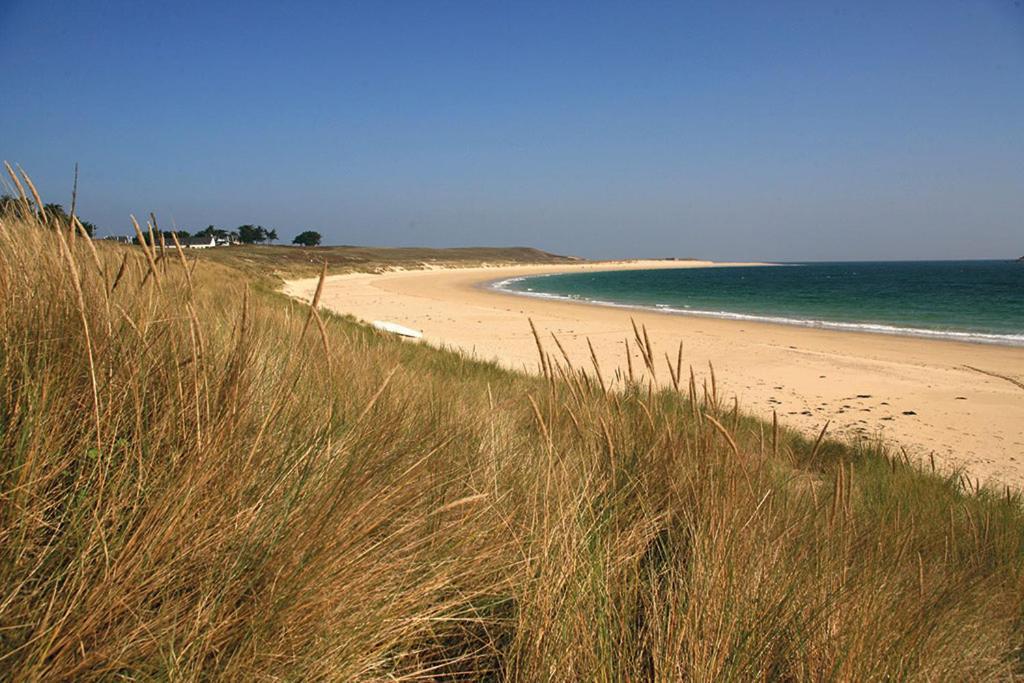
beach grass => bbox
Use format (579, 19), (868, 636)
(1, 176), (1023, 680)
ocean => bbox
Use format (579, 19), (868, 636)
(494, 261), (1024, 346)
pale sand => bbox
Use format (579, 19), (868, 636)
(283, 260), (1024, 486)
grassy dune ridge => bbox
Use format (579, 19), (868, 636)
(1, 180), (1023, 679)
(194, 242), (575, 282)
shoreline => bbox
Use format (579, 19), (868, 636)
(283, 259), (1024, 486)
(488, 276), (1024, 348)
(487, 266), (1024, 350)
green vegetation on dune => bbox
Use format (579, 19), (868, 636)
(194, 242), (575, 283)
(1, 178), (1023, 679)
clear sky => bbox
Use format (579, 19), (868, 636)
(1, 1), (1022, 260)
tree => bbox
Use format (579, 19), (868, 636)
(237, 224), (277, 244)
(43, 203), (68, 220)
(292, 230), (321, 247)
(196, 225), (227, 239)
(40, 203), (100, 237)
(42, 204), (72, 229)
(237, 224), (262, 244)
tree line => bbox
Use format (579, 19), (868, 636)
(145, 224), (279, 244)
(1, 196), (323, 246)
(136, 225), (321, 246)
(145, 226), (321, 246)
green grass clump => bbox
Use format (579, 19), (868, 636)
(1, 172), (1023, 680)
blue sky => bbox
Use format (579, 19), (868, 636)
(1, 1), (1022, 259)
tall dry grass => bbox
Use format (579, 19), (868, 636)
(1, 171), (1023, 680)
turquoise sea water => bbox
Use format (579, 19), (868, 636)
(494, 261), (1024, 346)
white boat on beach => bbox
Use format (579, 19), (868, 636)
(371, 320), (423, 339)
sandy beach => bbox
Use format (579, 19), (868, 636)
(284, 260), (1024, 486)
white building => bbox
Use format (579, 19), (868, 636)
(181, 235), (239, 248)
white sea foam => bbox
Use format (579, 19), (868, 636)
(490, 278), (1024, 347)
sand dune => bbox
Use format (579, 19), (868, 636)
(284, 260), (1024, 486)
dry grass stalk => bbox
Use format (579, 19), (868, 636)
(301, 259), (328, 341)
(68, 162), (79, 245)
(708, 360), (718, 407)
(18, 168), (46, 222)
(586, 338), (606, 394)
(4, 161), (31, 211)
(129, 215), (161, 285)
(675, 341), (683, 389)
(109, 252), (130, 293)
(150, 213), (166, 266)
(549, 332), (574, 370)
(624, 338), (634, 384)
(146, 218), (159, 260)
(528, 318), (550, 379)
(353, 365), (399, 426)
(629, 318), (657, 380)
(809, 420), (830, 463)
(169, 231), (194, 295)
(73, 216), (104, 278)
(527, 394), (552, 451)
(665, 352), (679, 390)
(772, 409), (779, 459)
(642, 324), (656, 380)
(52, 208), (102, 450)
(704, 413), (740, 459)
